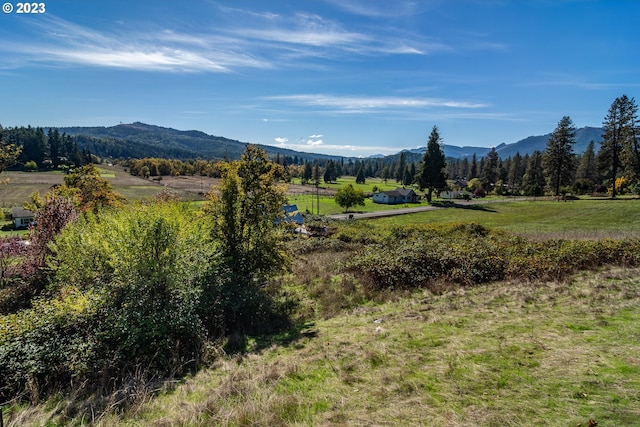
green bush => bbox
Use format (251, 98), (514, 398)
(0, 202), (217, 401)
(0, 287), (94, 401)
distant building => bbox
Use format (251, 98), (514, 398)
(440, 190), (471, 200)
(281, 204), (304, 225)
(372, 188), (419, 205)
(12, 207), (34, 229)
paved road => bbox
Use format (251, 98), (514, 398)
(329, 204), (445, 220)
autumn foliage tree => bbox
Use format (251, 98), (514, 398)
(206, 145), (289, 332)
(62, 164), (124, 212)
(0, 126), (22, 173)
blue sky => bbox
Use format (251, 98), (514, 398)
(0, 0), (638, 157)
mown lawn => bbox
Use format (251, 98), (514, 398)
(368, 199), (640, 239)
(288, 193), (428, 215)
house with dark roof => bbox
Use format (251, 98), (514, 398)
(11, 207), (34, 229)
(372, 188), (419, 205)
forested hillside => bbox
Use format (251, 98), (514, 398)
(59, 122), (343, 163)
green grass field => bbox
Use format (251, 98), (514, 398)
(288, 193), (428, 215)
(367, 199), (640, 239)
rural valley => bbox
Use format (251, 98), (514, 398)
(2, 1), (640, 425)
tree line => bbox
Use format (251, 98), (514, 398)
(444, 95), (639, 197)
(285, 95), (639, 199)
(2, 95), (637, 199)
(0, 125), (94, 171)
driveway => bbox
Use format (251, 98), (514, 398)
(329, 204), (445, 220)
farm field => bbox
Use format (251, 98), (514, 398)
(366, 199), (640, 240)
(1, 170), (420, 215)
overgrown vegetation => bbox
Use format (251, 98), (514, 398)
(343, 222), (640, 292)
(0, 146), (289, 413)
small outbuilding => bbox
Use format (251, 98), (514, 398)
(372, 188), (419, 205)
(12, 207), (34, 229)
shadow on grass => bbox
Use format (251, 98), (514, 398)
(225, 322), (319, 355)
(430, 200), (497, 212)
(255, 322), (318, 350)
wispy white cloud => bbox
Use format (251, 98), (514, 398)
(0, 2), (498, 77)
(323, 0), (429, 18)
(309, 134), (324, 138)
(524, 72), (640, 90)
(237, 13), (368, 47)
(274, 137), (289, 144)
(264, 140), (403, 155)
(263, 94), (487, 113)
(2, 16), (271, 72)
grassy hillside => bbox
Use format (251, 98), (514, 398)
(9, 267), (639, 426)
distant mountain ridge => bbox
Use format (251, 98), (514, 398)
(407, 126), (603, 159)
(60, 122), (344, 162)
(60, 122), (603, 162)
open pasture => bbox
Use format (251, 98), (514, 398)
(368, 198), (640, 240)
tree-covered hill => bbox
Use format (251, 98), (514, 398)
(59, 122), (345, 163)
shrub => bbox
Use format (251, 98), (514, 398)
(0, 202), (216, 402)
(24, 160), (38, 171)
(344, 222), (640, 292)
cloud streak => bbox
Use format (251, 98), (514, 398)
(0, 3), (444, 73)
(263, 94), (487, 113)
(2, 16), (272, 72)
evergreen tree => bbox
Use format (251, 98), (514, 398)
(459, 157), (470, 179)
(380, 165), (390, 183)
(312, 162), (320, 185)
(542, 116), (577, 196)
(406, 163), (416, 186)
(575, 141), (598, 183)
(522, 151), (545, 196)
(470, 153), (478, 178)
(395, 152), (406, 183)
(507, 152), (523, 192)
(302, 161), (313, 185)
(620, 96), (640, 184)
(355, 165), (366, 184)
(48, 128), (61, 167)
(481, 148), (499, 191)
(416, 126), (447, 203)
(598, 95), (637, 197)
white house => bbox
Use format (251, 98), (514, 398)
(372, 188), (419, 205)
(12, 207), (34, 229)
